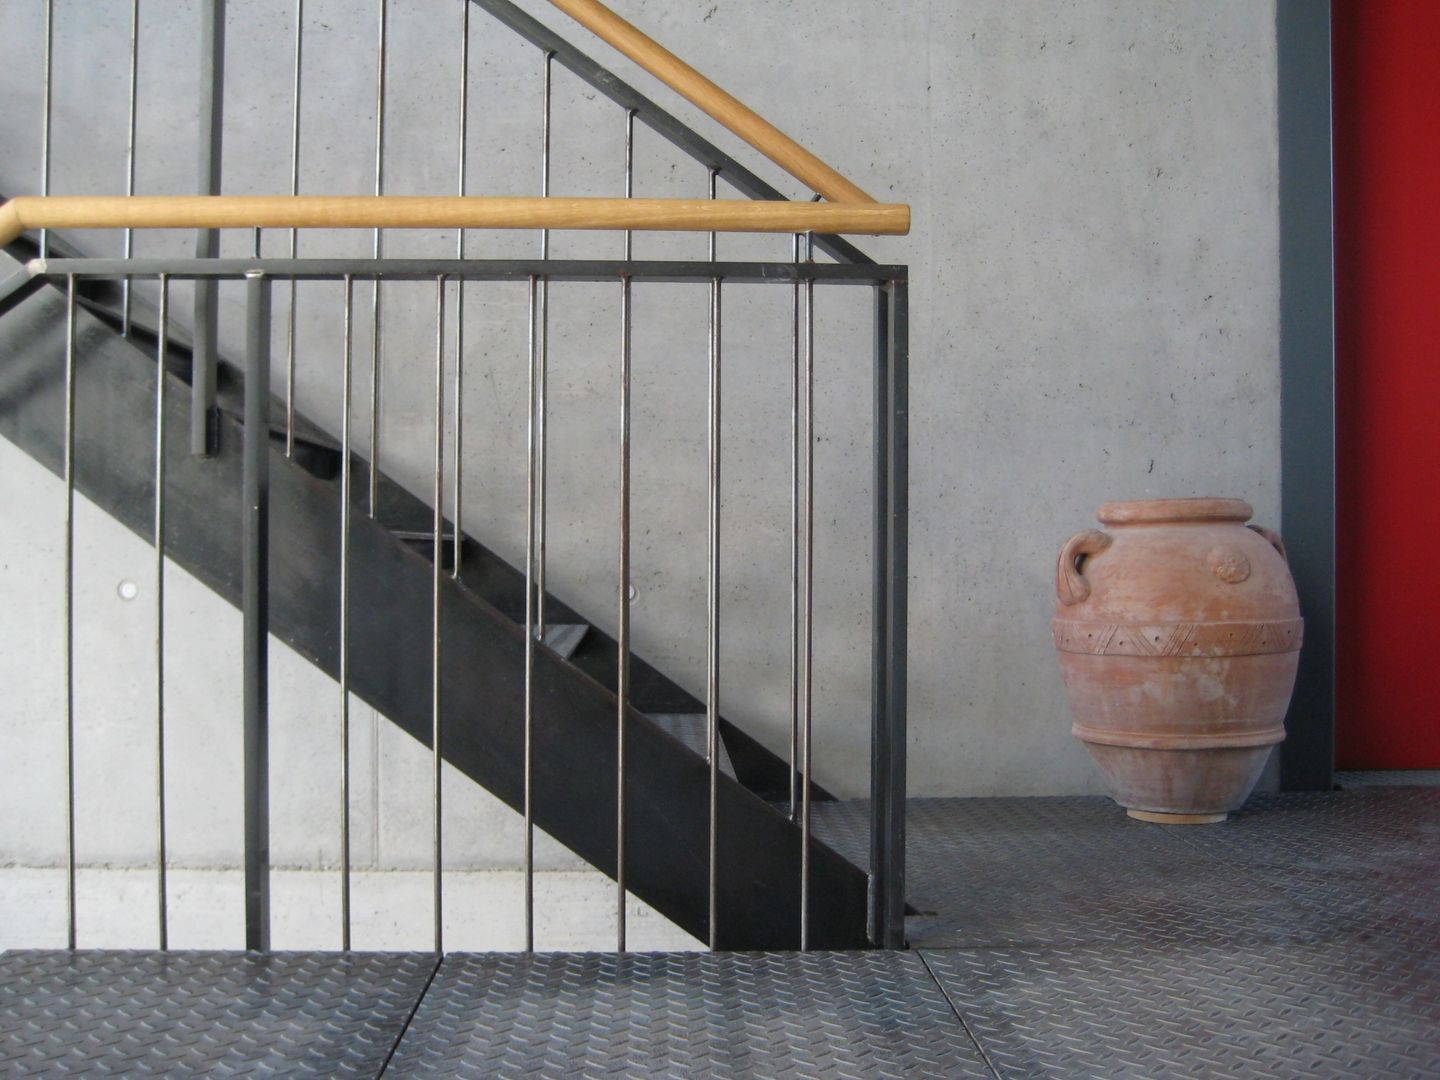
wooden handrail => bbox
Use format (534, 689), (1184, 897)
(0, 195), (908, 249)
(546, 0), (875, 205)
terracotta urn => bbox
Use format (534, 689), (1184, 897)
(1051, 499), (1302, 823)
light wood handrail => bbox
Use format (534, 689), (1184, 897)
(0, 195), (909, 249)
(546, 0), (875, 205)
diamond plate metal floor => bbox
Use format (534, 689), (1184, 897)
(923, 938), (1440, 1079)
(1337, 769), (1440, 788)
(386, 951), (994, 1078)
(0, 951), (438, 1077)
(812, 795), (1315, 949)
(3, 781), (1436, 1077)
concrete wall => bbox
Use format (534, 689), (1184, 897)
(0, 0), (1280, 849)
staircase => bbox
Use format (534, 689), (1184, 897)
(0, 0), (908, 953)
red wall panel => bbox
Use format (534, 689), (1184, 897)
(1333, 1), (1440, 766)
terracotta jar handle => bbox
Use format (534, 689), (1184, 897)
(1247, 524), (1288, 564)
(1056, 529), (1112, 606)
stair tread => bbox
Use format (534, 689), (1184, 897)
(542, 623), (588, 660)
(391, 529), (457, 542)
(646, 714), (736, 779)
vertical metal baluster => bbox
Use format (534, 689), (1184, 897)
(122, 0), (140, 337)
(62, 276), (76, 949)
(191, 0), (224, 459)
(242, 271), (273, 952)
(432, 277), (446, 954)
(523, 275), (538, 951)
(616, 107), (635, 954)
(367, 0), (388, 518)
(339, 275), (354, 950)
(452, 0), (469, 580)
(284, 0), (304, 457)
(154, 274), (169, 949)
(706, 167), (721, 951)
(623, 109), (635, 258)
(536, 52), (552, 638)
(39, 0), (54, 260)
(800, 233), (815, 951)
(616, 272), (631, 954)
(789, 233), (801, 821)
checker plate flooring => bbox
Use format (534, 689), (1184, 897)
(0, 950), (438, 1077)
(924, 938), (1440, 1079)
(3, 776), (1436, 1077)
(386, 951), (993, 1078)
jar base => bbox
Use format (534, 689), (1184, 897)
(1126, 808), (1227, 825)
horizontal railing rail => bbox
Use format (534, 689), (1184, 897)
(0, 195), (909, 248)
(544, 0), (875, 204)
(17, 256), (907, 285)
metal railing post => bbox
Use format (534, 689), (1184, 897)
(869, 283), (889, 945)
(62, 276), (77, 949)
(154, 275), (170, 949)
(191, 0), (224, 457)
(523, 274), (538, 951)
(616, 269), (631, 953)
(789, 234), (802, 820)
(536, 52), (553, 638)
(799, 235), (815, 951)
(452, 0), (470, 580)
(39, 0), (54, 260)
(431, 276), (446, 953)
(869, 279), (908, 948)
(367, 0), (388, 518)
(122, 0), (141, 336)
(242, 270), (272, 951)
(283, 0), (304, 458)
(706, 168), (722, 951)
(338, 275), (354, 950)
(615, 106), (635, 955)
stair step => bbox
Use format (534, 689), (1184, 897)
(542, 623), (588, 660)
(389, 529), (460, 573)
(646, 714), (736, 779)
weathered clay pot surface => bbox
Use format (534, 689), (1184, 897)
(1052, 498), (1302, 823)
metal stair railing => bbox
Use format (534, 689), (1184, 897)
(0, 0), (909, 953)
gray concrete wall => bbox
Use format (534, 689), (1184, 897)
(0, 0), (1281, 845)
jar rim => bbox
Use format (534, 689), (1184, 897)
(1097, 498), (1254, 525)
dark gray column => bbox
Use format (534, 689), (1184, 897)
(1276, 0), (1336, 791)
(242, 271), (272, 949)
